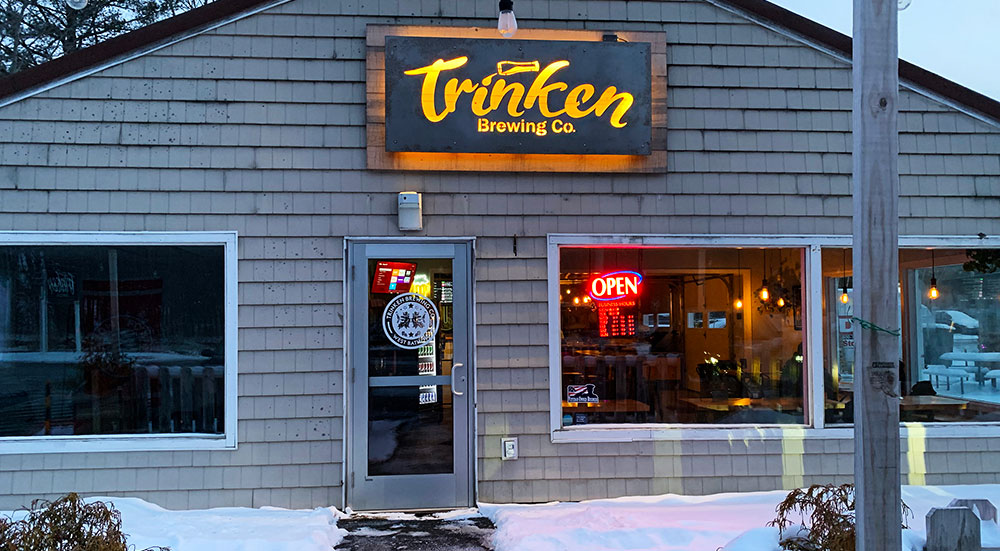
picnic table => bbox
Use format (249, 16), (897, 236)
(939, 351), (1000, 387)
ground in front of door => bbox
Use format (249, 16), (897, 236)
(335, 513), (495, 550)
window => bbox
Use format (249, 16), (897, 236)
(822, 247), (1000, 424)
(0, 233), (236, 451)
(558, 246), (805, 426)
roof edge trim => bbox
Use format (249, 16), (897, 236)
(713, 0), (1000, 125)
(0, 0), (283, 108)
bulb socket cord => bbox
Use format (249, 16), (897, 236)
(499, 0), (513, 11)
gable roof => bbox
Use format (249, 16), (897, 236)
(1, 0), (998, 124)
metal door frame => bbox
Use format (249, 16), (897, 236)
(344, 237), (476, 511)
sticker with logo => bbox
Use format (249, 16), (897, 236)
(382, 292), (440, 349)
(566, 384), (599, 403)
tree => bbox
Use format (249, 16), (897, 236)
(0, 0), (210, 76)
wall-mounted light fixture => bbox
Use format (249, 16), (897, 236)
(498, 0), (517, 38)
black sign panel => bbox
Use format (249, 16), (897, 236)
(384, 36), (652, 155)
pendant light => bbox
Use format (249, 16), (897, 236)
(759, 249), (770, 302)
(734, 248), (743, 309)
(840, 248), (851, 304)
(928, 249), (940, 300)
(498, 0), (517, 38)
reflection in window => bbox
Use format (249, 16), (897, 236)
(0, 246), (226, 437)
(559, 247), (805, 426)
(822, 248), (1000, 424)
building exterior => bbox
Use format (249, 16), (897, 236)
(1, 0), (999, 512)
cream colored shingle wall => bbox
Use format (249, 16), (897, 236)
(1, 0), (999, 509)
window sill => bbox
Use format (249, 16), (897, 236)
(0, 433), (236, 454)
(551, 423), (1000, 443)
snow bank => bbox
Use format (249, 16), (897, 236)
(482, 484), (1000, 551)
(4, 496), (347, 551)
(481, 490), (788, 551)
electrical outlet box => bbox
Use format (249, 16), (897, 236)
(501, 437), (518, 461)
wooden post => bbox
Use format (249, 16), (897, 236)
(852, 1), (901, 550)
(925, 507), (981, 551)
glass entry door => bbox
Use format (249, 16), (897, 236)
(347, 241), (474, 510)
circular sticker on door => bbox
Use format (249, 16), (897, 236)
(382, 292), (440, 349)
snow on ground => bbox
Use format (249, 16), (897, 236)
(4, 496), (347, 551)
(481, 484), (1000, 551)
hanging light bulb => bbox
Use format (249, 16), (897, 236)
(759, 249), (770, 302)
(928, 278), (940, 300)
(573, 296), (580, 305)
(734, 248), (743, 310)
(840, 249), (850, 304)
(777, 297), (785, 308)
(928, 249), (939, 300)
(498, 0), (517, 38)
(66, 0), (87, 8)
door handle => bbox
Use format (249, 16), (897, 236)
(451, 362), (465, 396)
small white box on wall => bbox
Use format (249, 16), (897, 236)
(398, 191), (422, 231)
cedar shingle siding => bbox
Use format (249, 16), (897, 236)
(1, 0), (999, 509)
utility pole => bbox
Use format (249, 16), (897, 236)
(852, 0), (901, 550)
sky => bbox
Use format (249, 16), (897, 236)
(766, 0), (1000, 100)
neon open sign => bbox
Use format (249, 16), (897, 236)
(588, 271), (643, 301)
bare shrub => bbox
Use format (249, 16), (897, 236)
(0, 492), (168, 551)
(767, 484), (910, 551)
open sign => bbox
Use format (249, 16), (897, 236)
(588, 271), (643, 301)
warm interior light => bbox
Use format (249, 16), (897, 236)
(840, 291), (850, 304)
(498, 0), (517, 38)
(759, 279), (770, 302)
(734, 298), (743, 310)
(929, 277), (940, 300)
(583, 296), (591, 303)
(573, 296), (580, 305)
(777, 297), (785, 308)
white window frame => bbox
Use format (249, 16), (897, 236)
(547, 233), (1000, 443)
(0, 232), (239, 453)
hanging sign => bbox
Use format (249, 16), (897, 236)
(382, 293), (440, 349)
(384, 36), (652, 155)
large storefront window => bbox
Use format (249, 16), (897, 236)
(559, 247), (805, 426)
(0, 244), (227, 438)
(822, 248), (1000, 423)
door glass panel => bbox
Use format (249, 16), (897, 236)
(367, 258), (454, 378)
(368, 385), (454, 475)
(366, 257), (455, 476)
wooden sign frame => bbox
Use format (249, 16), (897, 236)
(366, 25), (667, 173)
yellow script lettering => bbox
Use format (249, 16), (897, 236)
(404, 57), (470, 122)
